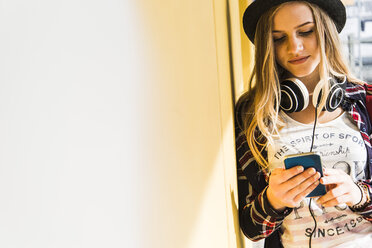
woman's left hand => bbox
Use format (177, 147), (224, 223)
(317, 168), (361, 207)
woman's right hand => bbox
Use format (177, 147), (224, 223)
(266, 166), (321, 211)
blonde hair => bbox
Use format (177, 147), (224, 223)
(238, 1), (362, 169)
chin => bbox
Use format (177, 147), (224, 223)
(288, 67), (318, 78)
(291, 71), (314, 78)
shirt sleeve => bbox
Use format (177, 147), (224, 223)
(348, 83), (372, 221)
(236, 124), (292, 241)
(350, 180), (372, 221)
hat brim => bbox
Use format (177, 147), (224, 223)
(243, 0), (346, 43)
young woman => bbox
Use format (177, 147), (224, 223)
(236, 0), (372, 247)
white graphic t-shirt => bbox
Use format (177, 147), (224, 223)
(267, 111), (372, 247)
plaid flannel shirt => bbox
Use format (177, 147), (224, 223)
(236, 82), (372, 247)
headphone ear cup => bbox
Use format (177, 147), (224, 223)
(326, 79), (345, 111)
(312, 77), (346, 111)
(280, 78), (309, 113)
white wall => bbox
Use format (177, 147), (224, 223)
(0, 0), (246, 247)
(0, 0), (143, 247)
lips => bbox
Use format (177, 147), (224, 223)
(288, 56), (310, 64)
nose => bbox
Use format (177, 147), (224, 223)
(287, 35), (303, 54)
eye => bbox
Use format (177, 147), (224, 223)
(273, 36), (286, 43)
(299, 29), (314, 36)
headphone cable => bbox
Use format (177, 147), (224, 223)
(308, 198), (317, 248)
(308, 105), (319, 248)
(309, 106), (318, 153)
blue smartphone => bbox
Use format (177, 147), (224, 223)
(284, 152), (326, 197)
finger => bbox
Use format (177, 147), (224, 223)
(282, 168), (317, 189)
(293, 179), (320, 203)
(323, 168), (344, 176)
(319, 194), (350, 207)
(287, 171), (320, 196)
(320, 175), (345, 185)
(317, 185), (345, 205)
(272, 166), (304, 182)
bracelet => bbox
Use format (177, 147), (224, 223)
(351, 182), (371, 211)
(355, 182), (364, 205)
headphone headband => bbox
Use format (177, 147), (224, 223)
(280, 76), (346, 113)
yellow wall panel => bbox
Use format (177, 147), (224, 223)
(135, 0), (242, 247)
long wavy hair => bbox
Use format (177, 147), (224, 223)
(237, 1), (362, 169)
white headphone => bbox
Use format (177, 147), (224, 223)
(280, 76), (346, 113)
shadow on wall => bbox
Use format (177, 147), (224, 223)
(130, 0), (256, 247)
(132, 0), (242, 247)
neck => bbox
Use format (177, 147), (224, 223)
(298, 72), (320, 93)
(286, 67), (321, 93)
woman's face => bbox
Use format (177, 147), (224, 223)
(272, 2), (320, 78)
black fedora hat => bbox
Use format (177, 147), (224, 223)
(242, 0), (346, 43)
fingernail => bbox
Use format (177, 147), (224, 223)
(308, 168), (316, 175)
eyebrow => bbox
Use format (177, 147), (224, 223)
(272, 21), (314, 33)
